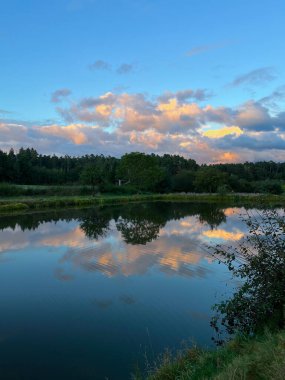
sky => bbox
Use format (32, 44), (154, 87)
(0, 0), (285, 163)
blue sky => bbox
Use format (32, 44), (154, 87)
(1, 0), (285, 162)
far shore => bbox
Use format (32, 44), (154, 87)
(0, 192), (284, 215)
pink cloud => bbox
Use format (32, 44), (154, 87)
(1, 87), (285, 164)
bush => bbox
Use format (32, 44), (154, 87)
(253, 180), (283, 195)
(210, 209), (285, 343)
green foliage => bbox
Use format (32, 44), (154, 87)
(156, 154), (198, 176)
(139, 330), (285, 380)
(1, 148), (285, 195)
(80, 164), (103, 194)
(118, 152), (166, 191)
(171, 170), (196, 192)
(210, 209), (285, 343)
(230, 177), (254, 193)
(194, 167), (228, 193)
(252, 180), (283, 195)
(216, 184), (230, 195)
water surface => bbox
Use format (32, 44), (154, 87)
(0, 202), (248, 379)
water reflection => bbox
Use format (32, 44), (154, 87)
(0, 202), (229, 233)
(0, 202), (248, 279)
(0, 202), (252, 380)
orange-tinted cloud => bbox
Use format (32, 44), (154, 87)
(40, 124), (88, 145)
(218, 151), (240, 163)
(202, 125), (243, 139)
(40, 226), (87, 248)
(2, 87), (285, 163)
(203, 229), (244, 241)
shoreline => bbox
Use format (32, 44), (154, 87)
(0, 193), (284, 215)
(140, 329), (285, 379)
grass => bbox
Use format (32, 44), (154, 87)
(135, 329), (285, 380)
(0, 202), (29, 212)
(0, 193), (285, 214)
(0, 183), (94, 197)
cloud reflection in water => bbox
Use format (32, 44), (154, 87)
(0, 204), (248, 279)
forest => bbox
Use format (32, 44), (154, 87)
(0, 147), (284, 195)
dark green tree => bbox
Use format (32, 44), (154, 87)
(117, 152), (165, 191)
(80, 164), (103, 194)
(194, 167), (228, 193)
(171, 170), (196, 192)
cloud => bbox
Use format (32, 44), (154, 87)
(116, 63), (135, 74)
(2, 86), (285, 164)
(230, 67), (276, 87)
(203, 101), (284, 132)
(0, 123), (29, 143)
(56, 92), (117, 125)
(214, 131), (285, 152)
(89, 60), (111, 71)
(158, 89), (212, 103)
(259, 85), (285, 108)
(40, 124), (89, 145)
(51, 88), (72, 103)
(0, 109), (13, 115)
(187, 41), (230, 57)
(89, 61), (136, 75)
(129, 129), (165, 149)
(202, 125), (243, 139)
(234, 101), (278, 131)
(56, 91), (206, 133)
(217, 152), (240, 163)
(187, 45), (212, 56)
(44, 90), (285, 162)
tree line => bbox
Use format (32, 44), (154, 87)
(0, 148), (284, 194)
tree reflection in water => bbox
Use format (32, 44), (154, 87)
(78, 202), (229, 245)
(115, 203), (168, 245)
(79, 211), (111, 240)
(0, 202), (232, 244)
(198, 204), (227, 229)
(0, 202), (250, 279)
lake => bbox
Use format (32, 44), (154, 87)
(0, 202), (250, 379)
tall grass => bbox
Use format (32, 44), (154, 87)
(135, 330), (285, 380)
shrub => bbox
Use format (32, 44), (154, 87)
(210, 209), (285, 344)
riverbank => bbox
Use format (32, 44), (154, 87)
(0, 193), (285, 214)
(137, 329), (285, 379)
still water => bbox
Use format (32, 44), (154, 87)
(0, 202), (249, 379)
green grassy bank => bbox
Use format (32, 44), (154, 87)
(0, 193), (285, 214)
(136, 329), (285, 380)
